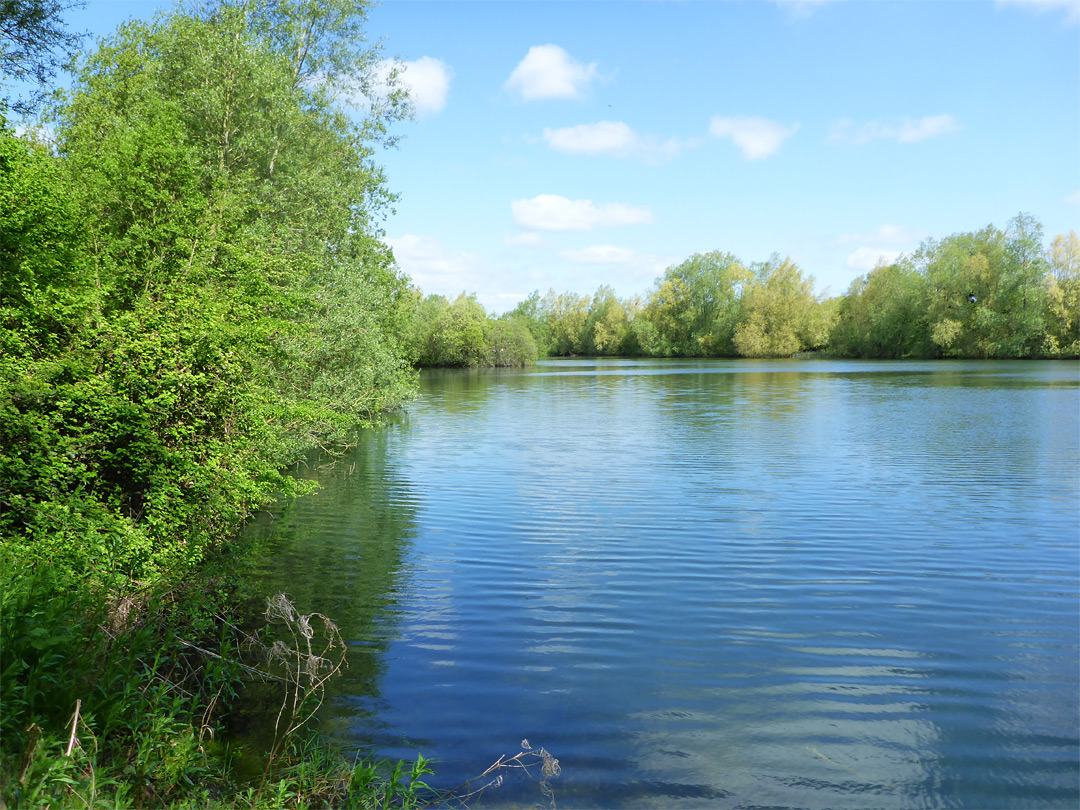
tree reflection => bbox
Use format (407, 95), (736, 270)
(243, 418), (419, 747)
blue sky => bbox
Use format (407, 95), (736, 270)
(55, 1), (1080, 312)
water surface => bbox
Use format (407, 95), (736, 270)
(250, 359), (1080, 809)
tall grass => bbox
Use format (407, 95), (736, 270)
(0, 558), (436, 809)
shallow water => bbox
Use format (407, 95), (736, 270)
(250, 358), (1080, 809)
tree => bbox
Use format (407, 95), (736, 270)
(0, 127), (91, 357)
(829, 258), (931, 358)
(646, 251), (748, 356)
(543, 290), (591, 356)
(582, 285), (631, 356)
(508, 290), (553, 355)
(918, 214), (1048, 358)
(2, 0), (414, 584)
(734, 255), (828, 357)
(488, 317), (538, 366)
(1044, 231), (1080, 357)
(427, 293), (490, 366)
(1, 0), (85, 116)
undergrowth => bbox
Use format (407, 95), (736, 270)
(0, 555), (561, 810)
(0, 555), (432, 809)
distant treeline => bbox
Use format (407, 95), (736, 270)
(409, 215), (1078, 366)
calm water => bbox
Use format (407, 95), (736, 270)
(249, 359), (1080, 809)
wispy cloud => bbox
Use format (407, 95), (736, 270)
(996, 0), (1080, 24)
(504, 232), (543, 247)
(838, 223), (927, 272)
(846, 247), (904, 272)
(542, 121), (689, 162)
(557, 245), (676, 292)
(511, 195), (653, 231)
(383, 234), (478, 291)
(505, 44), (599, 101)
(829, 114), (962, 146)
(708, 116), (799, 160)
(1063, 189), (1080, 205)
(558, 245), (637, 264)
(396, 57), (453, 117)
(769, 0), (838, 20)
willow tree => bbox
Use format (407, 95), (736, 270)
(917, 214), (1048, 358)
(646, 251), (748, 356)
(1044, 231), (1080, 357)
(829, 259), (932, 358)
(734, 256), (830, 357)
(543, 290), (591, 356)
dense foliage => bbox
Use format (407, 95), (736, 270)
(488, 215), (1077, 361)
(407, 293), (538, 367)
(2, 0), (415, 588)
(499, 251), (834, 359)
(833, 215), (1077, 359)
(2, 1), (422, 805)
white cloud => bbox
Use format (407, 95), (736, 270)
(555, 245), (676, 293)
(1063, 190), (1080, 205)
(13, 123), (55, 144)
(997, 0), (1080, 24)
(708, 116), (799, 160)
(770, 0), (838, 19)
(397, 57), (453, 117)
(837, 223), (926, 273)
(838, 224), (927, 246)
(351, 57), (452, 118)
(829, 114), (962, 146)
(505, 44), (599, 101)
(544, 121), (635, 154)
(542, 120), (688, 162)
(511, 194), (654, 231)
(383, 234), (478, 292)
(559, 245), (637, 264)
(846, 247), (903, 272)
(504, 232), (543, 247)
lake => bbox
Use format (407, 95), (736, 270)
(248, 358), (1080, 809)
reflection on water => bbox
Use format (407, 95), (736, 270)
(246, 422), (420, 732)
(250, 359), (1080, 809)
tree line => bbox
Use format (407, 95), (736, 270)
(412, 216), (1078, 366)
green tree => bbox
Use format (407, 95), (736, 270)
(508, 290), (553, 355)
(645, 251), (749, 356)
(543, 289), (591, 356)
(488, 316), (539, 366)
(918, 214), (1048, 357)
(734, 255), (829, 357)
(1, 0), (85, 116)
(1044, 231), (1080, 357)
(829, 258), (931, 358)
(582, 285), (631, 356)
(426, 293), (491, 366)
(2, 0), (414, 584)
(0, 128), (91, 357)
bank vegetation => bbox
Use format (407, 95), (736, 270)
(2, 1), (430, 806)
(417, 218), (1078, 366)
